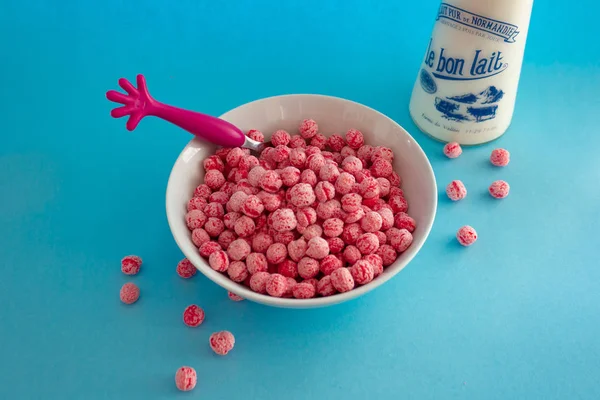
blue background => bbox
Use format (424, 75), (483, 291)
(1, 1), (599, 399)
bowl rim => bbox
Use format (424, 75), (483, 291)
(166, 93), (437, 308)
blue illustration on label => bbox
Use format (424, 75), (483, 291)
(419, 69), (437, 94)
(435, 86), (504, 123)
(436, 3), (520, 43)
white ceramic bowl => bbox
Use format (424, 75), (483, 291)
(166, 94), (437, 308)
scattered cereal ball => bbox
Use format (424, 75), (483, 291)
(306, 237), (330, 259)
(194, 184), (212, 199)
(272, 130), (291, 146)
(341, 193), (363, 212)
(289, 135), (306, 149)
(389, 196), (408, 214)
(204, 202), (225, 218)
(377, 244), (397, 266)
(227, 261), (249, 282)
(265, 273), (288, 297)
(175, 366), (197, 392)
(121, 255), (142, 275)
(387, 228), (413, 252)
(228, 291), (244, 301)
(271, 145), (290, 163)
(489, 180), (510, 199)
(209, 331), (235, 355)
(293, 282), (316, 299)
(374, 230), (387, 246)
(311, 134), (327, 150)
(249, 271), (270, 293)
(371, 146), (394, 163)
(226, 148), (245, 167)
(306, 153), (326, 173)
(260, 170), (283, 193)
(209, 191), (229, 205)
(394, 212), (416, 232)
(223, 212), (241, 230)
(363, 254), (384, 277)
(350, 260), (374, 285)
(345, 129), (364, 150)
(247, 129), (264, 142)
(457, 225), (477, 246)
(298, 257), (320, 279)
(300, 169), (318, 187)
(120, 282), (140, 304)
(356, 233), (380, 255)
(227, 191), (249, 213)
(288, 238), (308, 262)
(277, 259), (298, 278)
(266, 243), (288, 264)
(315, 181), (336, 202)
(316, 199), (341, 220)
(289, 183), (316, 207)
(240, 195), (264, 218)
(357, 145), (375, 162)
(490, 148), (510, 167)
(246, 253), (268, 274)
(323, 218), (344, 238)
(360, 177), (380, 199)
(183, 305), (205, 327)
(272, 230), (296, 245)
(177, 258), (197, 278)
(283, 277), (297, 297)
(327, 237), (345, 254)
(360, 211), (383, 232)
(296, 207), (317, 229)
(343, 245), (362, 264)
(239, 155), (259, 170)
(320, 254), (343, 275)
(371, 158), (393, 178)
(251, 232), (273, 253)
(377, 177), (391, 197)
(289, 148), (307, 168)
(303, 278), (319, 291)
(218, 230), (237, 250)
(317, 276), (337, 296)
(248, 166), (267, 187)
(204, 155), (225, 172)
(186, 210), (207, 230)
(341, 223), (364, 245)
(205, 169), (226, 190)
(446, 180), (467, 201)
(299, 119), (318, 139)
(319, 163), (340, 183)
(209, 250), (229, 272)
(341, 156), (363, 174)
(443, 142), (462, 158)
(192, 228), (211, 247)
(377, 208), (394, 230)
(256, 191), (282, 212)
(227, 239), (251, 261)
(335, 172), (356, 195)
(330, 268), (355, 293)
(270, 208), (297, 232)
(327, 134), (346, 152)
(280, 167), (301, 187)
(204, 217), (225, 237)
(234, 215), (255, 237)
(199, 241), (221, 257)
(187, 196), (208, 212)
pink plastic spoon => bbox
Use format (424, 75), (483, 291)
(106, 74), (264, 152)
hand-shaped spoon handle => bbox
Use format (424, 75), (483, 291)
(106, 74), (246, 148)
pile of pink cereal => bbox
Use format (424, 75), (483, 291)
(185, 119), (416, 299)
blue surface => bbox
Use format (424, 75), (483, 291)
(1, 1), (600, 399)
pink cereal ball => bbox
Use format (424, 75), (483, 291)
(218, 230), (237, 250)
(311, 133), (327, 150)
(350, 260), (375, 285)
(489, 180), (510, 199)
(363, 254), (384, 277)
(298, 257), (320, 279)
(283, 277), (297, 297)
(227, 191), (249, 213)
(327, 134), (346, 152)
(304, 147), (320, 159)
(356, 233), (380, 255)
(443, 142), (462, 158)
(226, 147), (245, 167)
(280, 166), (301, 187)
(360, 177), (380, 199)
(316, 199), (340, 220)
(315, 181), (336, 202)
(175, 366), (197, 392)
(299, 119), (319, 139)
(289, 183), (316, 208)
(394, 212), (416, 232)
(227, 239), (251, 261)
(327, 237), (345, 254)
(221, 182), (237, 196)
(320, 254), (343, 275)
(192, 228), (211, 247)
(204, 155), (225, 172)
(246, 252), (268, 274)
(342, 223), (364, 245)
(270, 145), (290, 163)
(341, 193), (363, 212)
(370, 158), (393, 178)
(194, 184), (212, 199)
(223, 212), (241, 230)
(335, 172), (356, 195)
(306, 153), (326, 172)
(323, 218), (344, 238)
(389, 187), (404, 198)
(296, 207), (317, 228)
(319, 163), (340, 183)
(247, 129), (264, 142)
(446, 180), (467, 201)
(371, 146), (394, 163)
(288, 238), (308, 262)
(293, 282), (316, 299)
(209, 250), (229, 272)
(187, 196), (208, 212)
(199, 241), (221, 257)
(234, 215), (256, 237)
(303, 278), (319, 291)
(377, 178), (391, 197)
(272, 230), (296, 245)
(227, 261), (249, 282)
(209, 191), (229, 205)
(389, 196), (408, 214)
(272, 130), (291, 146)
(302, 224), (323, 241)
(215, 147), (231, 161)
(183, 304), (205, 327)
(289, 148), (307, 168)
(241, 195), (264, 218)
(239, 155), (259, 170)
(341, 156), (363, 174)
(228, 291), (244, 301)
(209, 331), (235, 356)
(388, 228), (413, 252)
(377, 208), (395, 230)
(457, 225), (477, 246)
(277, 259), (298, 278)
(330, 268), (355, 293)
(289, 135), (306, 149)
(490, 148), (510, 167)
(343, 245), (362, 264)
(204, 169), (226, 190)
(120, 282), (140, 304)
(377, 244), (398, 266)
(300, 169), (318, 187)
(257, 191), (282, 212)
(259, 170), (283, 193)
(360, 211), (383, 232)
(266, 273), (288, 297)
(247, 166), (267, 187)
(177, 258), (197, 278)
(270, 208), (298, 232)
(317, 276), (337, 296)
(374, 230), (387, 246)
(345, 129), (364, 150)
(252, 232), (274, 253)
(357, 144), (375, 161)
(236, 180), (259, 196)
(204, 217), (225, 237)
(266, 243), (288, 264)
(121, 255), (142, 275)
(204, 202), (225, 218)
(249, 271), (270, 293)
(186, 210), (207, 230)
(306, 237), (329, 260)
